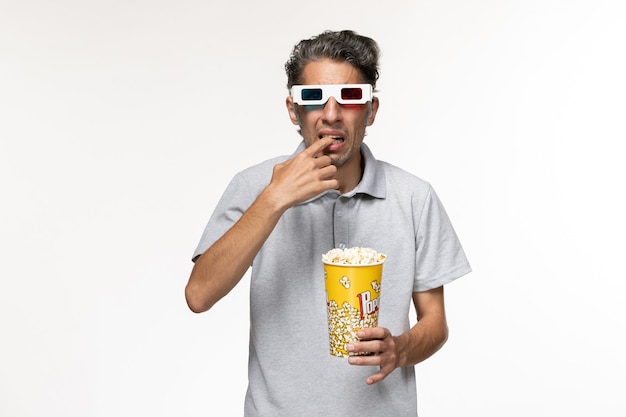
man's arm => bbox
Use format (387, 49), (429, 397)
(185, 193), (285, 313)
(395, 286), (449, 366)
(185, 137), (338, 313)
(347, 286), (448, 385)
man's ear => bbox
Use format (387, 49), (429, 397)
(367, 96), (380, 126)
(286, 96), (300, 125)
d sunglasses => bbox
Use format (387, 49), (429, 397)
(290, 84), (373, 106)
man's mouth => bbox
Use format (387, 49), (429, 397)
(320, 134), (344, 144)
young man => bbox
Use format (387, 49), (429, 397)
(185, 30), (471, 416)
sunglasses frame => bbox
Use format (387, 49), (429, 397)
(290, 84), (373, 106)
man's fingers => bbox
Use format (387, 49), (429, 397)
(357, 327), (387, 341)
(306, 137), (334, 157)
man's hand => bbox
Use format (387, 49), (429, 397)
(264, 137), (339, 210)
(345, 287), (449, 385)
(346, 327), (400, 385)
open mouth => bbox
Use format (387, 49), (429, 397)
(320, 134), (344, 144)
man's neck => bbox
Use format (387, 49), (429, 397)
(336, 151), (364, 194)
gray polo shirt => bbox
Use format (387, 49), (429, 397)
(193, 141), (471, 417)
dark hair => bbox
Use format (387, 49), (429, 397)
(284, 30), (380, 90)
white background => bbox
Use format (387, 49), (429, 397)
(1, 0), (625, 416)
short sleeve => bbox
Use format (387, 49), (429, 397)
(191, 173), (256, 262)
(413, 186), (471, 291)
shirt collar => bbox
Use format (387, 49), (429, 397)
(291, 141), (386, 200)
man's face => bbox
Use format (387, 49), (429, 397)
(286, 59), (379, 169)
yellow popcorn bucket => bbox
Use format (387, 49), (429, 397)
(323, 261), (384, 358)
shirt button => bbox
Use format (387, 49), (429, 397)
(338, 243), (346, 249)
(336, 210), (343, 217)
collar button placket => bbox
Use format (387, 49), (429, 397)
(333, 197), (350, 250)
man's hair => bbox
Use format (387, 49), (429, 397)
(284, 30), (380, 90)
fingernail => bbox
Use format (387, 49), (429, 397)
(347, 344), (354, 351)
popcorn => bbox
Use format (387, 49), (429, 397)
(327, 291), (380, 357)
(322, 247), (386, 265)
(323, 247), (386, 357)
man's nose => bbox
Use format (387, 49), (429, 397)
(321, 97), (342, 122)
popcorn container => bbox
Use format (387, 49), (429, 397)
(323, 260), (384, 358)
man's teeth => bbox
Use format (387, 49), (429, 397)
(321, 135), (344, 143)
